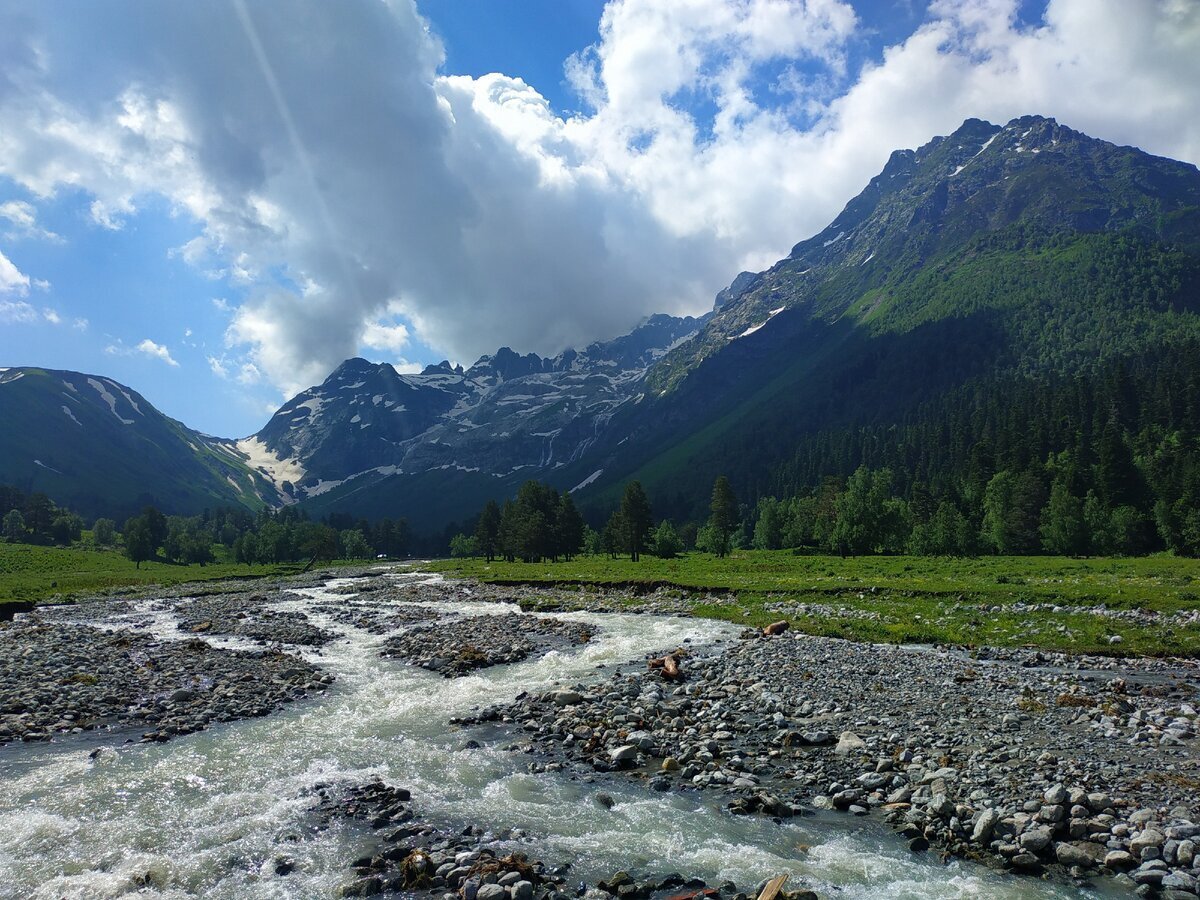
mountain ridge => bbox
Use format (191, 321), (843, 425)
(5, 114), (1200, 530)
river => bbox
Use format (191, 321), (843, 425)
(0, 570), (1125, 898)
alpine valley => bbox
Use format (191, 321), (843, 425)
(4, 115), (1200, 532)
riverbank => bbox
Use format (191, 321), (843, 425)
(0, 565), (1190, 898)
(429, 552), (1200, 658)
(0, 540), (330, 609)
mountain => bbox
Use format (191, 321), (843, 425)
(239, 314), (702, 527)
(7, 115), (1200, 532)
(0, 367), (279, 520)
(570, 115), (1200, 520)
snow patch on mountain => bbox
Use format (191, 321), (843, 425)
(571, 469), (604, 492)
(235, 436), (307, 498)
(87, 377), (134, 424)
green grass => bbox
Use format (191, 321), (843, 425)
(429, 551), (1200, 658)
(0, 542), (324, 607)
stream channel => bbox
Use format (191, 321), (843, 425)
(0, 570), (1128, 898)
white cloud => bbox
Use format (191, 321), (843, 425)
(207, 355), (229, 378)
(0, 248), (31, 296)
(42, 307), (60, 324)
(136, 338), (179, 366)
(361, 319), (411, 354)
(0, 0), (1196, 397)
(0, 199), (59, 241)
(109, 338), (179, 366)
(72, 317), (88, 330)
(237, 361), (260, 384)
(0, 298), (37, 322)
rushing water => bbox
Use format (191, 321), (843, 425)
(0, 571), (1125, 899)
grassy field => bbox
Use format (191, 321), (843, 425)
(0, 542), (321, 608)
(429, 551), (1200, 657)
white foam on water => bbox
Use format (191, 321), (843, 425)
(0, 572), (1115, 899)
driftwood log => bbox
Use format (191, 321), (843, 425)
(763, 620), (790, 637)
(648, 651), (684, 680)
(756, 875), (789, 900)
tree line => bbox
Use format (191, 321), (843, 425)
(1, 485), (413, 568)
(453, 475), (743, 561)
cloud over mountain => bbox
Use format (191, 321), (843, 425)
(0, 0), (1196, 397)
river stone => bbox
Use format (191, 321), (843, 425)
(1019, 826), (1052, 852)
(834, 731), (865, 755)
(551, 690), (583, 706)
(1054, 841), (1106, 868)
(476, 884), (507, 900)
(1162, 872), (1198, 892)
(972, 808), (1001, 843)
(1131, 828), (1167, 859)
(609, 745), (638, 766)
(512, 882), (534, 900)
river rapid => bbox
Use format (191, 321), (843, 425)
(0, 570), (1125, 899)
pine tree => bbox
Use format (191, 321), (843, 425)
(709, 476), (738, 557)
(620, 481), (653, 561)
(557, 493), (585, 560)
(474, 500), (501, 562)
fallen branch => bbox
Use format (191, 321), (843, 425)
(648, 651), (684, 680)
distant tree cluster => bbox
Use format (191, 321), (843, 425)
(0, 485), (83, 547)
(0, 484), (412, 569)
(460, 481), (585, 562)
(457, 477), (743, 563)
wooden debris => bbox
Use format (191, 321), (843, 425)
(648, 650), (685, 680)
(757, 874), (789, 900)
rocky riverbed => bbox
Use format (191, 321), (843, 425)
(173, 590), (338, 647)
(382, 613), (595, 676)
(455, 624), (1200, 897)
(317, 778), (813, 900)
(0, 616), (332, 746)
(4, 566), (1196, 898)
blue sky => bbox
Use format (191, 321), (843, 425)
(1, 0), (1197, 438)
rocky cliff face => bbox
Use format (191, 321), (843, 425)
(240, 314), (702, 502)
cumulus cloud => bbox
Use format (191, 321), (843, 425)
(107, 338), (180, 366)
(0, 298), (37, 322)
(42, 307), (60, 324)
(135, 339), (179, 366)
(0, 199), (58, 241)
(0, 0), (1197, 396)
(0, 248), (30, 296)
(361, 319), (411, 354)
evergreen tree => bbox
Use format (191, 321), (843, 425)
(1040, 480), (1088, 555)
(474, 500), (501, 562)
(23, 493), (54, 541)
(982, 470), (1046, 554)
(619, 481), (653, 561)
(602, 510), (625, 558)
(708, 476), (738, 557)
(557, 493), (585, 560)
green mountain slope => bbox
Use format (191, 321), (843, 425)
(572, 116), (1200, 521)
(0, 368), (277, 520)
